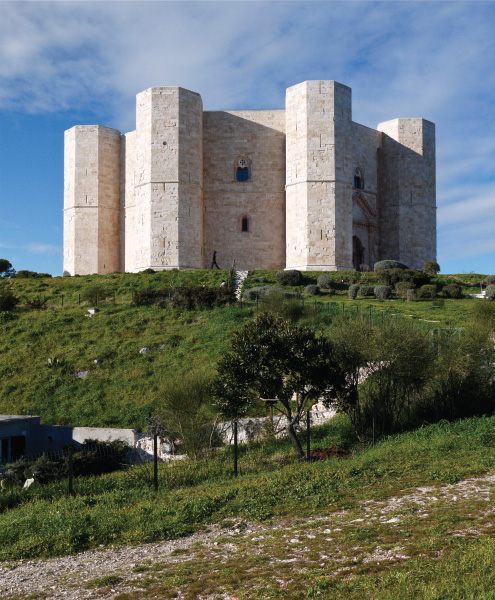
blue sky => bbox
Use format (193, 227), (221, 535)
(0, 1), (494, 276)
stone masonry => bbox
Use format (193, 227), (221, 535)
(63, 81), (436, 274)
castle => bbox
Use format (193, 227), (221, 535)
(63, 80), (436, 275)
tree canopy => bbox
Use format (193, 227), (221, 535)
(212, 312), (349, 457)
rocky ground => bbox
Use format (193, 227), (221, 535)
(2, 473), (495, 600)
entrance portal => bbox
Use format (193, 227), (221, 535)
(352, 236), (364, 271)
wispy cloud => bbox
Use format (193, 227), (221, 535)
(0, 242), (61, 255)
(0, 1), (493, 270)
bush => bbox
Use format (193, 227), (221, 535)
(243, 285), (283, 301)
(486, 285), (495, 300)
(276, 270), (302, 286)
(132, 286), (235, 309)
(374, 285), (391, 300)
(358, 285), (375, 297)
(406, 288), (416, 302)
(80, 285), (108, 304)
(417, 284), (437, 299)
(486, 275), (495, 285)
(395, 281), (414, 299)
(305, 284), (320, 296)
(443, 283), (463, 299)
(348, 284), (360, 300)
(379, 268), (430, 287)
(0, 288), (19, 311)
(259, 288), (304, 322)
(141, 268), (156, 274)
(374, 260), (408, 272)
(317, 275), (334, 289)
(423, 261), (440, 274)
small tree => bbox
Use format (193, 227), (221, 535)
(0, 259), (15, 278)
(212, 313), (348, 458)
(423, 261), (440, 275)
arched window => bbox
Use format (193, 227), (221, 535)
(235, 156), (250, 182)
(353, 168), (364, 190)
(240, 216), (249, 232)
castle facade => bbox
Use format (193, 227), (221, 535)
(63, 80), (436, 275)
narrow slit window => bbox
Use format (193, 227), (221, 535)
(241, 216), (249, 232)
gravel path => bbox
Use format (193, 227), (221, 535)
(2, 473), (495, 600)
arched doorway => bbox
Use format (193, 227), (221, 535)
(352, 236), (364, 271)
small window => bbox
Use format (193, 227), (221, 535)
(237, 167), (249, 182)
(235, 156), (251, 182)
(241, 216), (249, 232)
(353, 168), (364, 190)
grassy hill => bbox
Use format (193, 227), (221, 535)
(0, 269), (488, 430)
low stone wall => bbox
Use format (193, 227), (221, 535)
(217, 402), (336, 445)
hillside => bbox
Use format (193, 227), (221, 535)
(2, 416), (495, 599)
(0, 269), (487, 430)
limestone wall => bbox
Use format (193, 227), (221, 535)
(63, 125), (120, 276)
(286, 81), (354, 271)
(202, 110), (286, 271)
(377, 118), (436, 269)
(125, 87), (203, 272)
(63, 81), (436, 276)
(350, 122), (381, 269)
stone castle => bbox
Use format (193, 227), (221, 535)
(63, 80), (436, 275)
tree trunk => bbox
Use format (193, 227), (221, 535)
(287, 422), (305, 459)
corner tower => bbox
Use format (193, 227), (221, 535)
(124, 87), (203, 271)
(285, 81), (354, 271)
(377, 118), (436, 268)
(63, 126), (121, 275)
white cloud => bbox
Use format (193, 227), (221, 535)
(25, 243), (61, 255)
(0, 1), (493, 269)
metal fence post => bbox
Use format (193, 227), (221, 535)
(68, 447), (74, 496)
(372, 397), (377, 445)
(306, 410), (311, 460)
(435, 390), (440, 423)
(61, 295), (64, 308)
(234, 421), (238, 477)
(153, 434), (158, 491)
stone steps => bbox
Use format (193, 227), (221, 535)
(233, 270), (249, 300)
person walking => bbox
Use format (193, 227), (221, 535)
(211, 250), (220, 269)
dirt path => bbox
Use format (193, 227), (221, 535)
(2, 473), (495, 600)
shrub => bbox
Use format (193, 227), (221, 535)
(486, 275), (495, 285)
(358, 285), (375, 297)
(395, 281), (414, 299)
(37, 273), (52, 279)
(13, 270), (38, 279)
(486, 285), (495, 300)
(276, 270), (302, 286)
(406, 288), (415, 302)
(423, 261), (440, 274)
(80, 285), (108, 304)
(243, 285), (283, 301)
(374, 260), (408, 272)
(374, 285), (391, 300)
(443, 283), (462, 299)
(417, 284), (437, 299)
(141, 268), (156, 274)
(132, 286), (235, 309)
(379, 268), (430, 287)
(348, 284), (360, 300)
(259, 288), (303, 322)
(0, 288), (19, 311)
(317, 275), (334, 289)
(305, 284), (320, 296)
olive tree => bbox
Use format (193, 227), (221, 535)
(212, 313), (349, 458)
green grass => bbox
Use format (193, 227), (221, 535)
(0, 270), (487, 428)
(1, 415), (495, 564)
